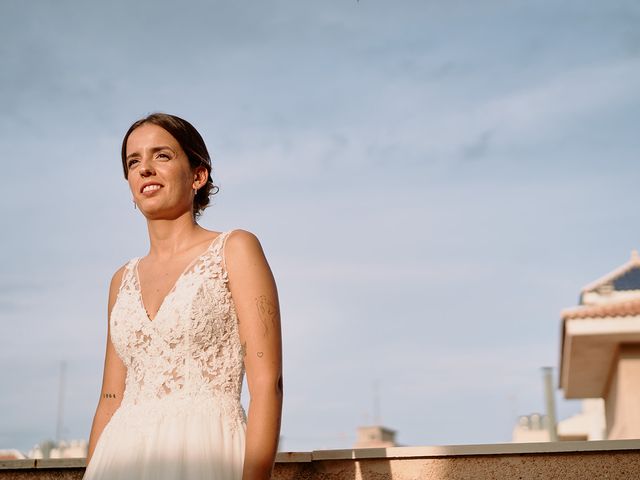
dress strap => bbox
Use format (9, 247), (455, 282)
(219, 229), (237, 276)
(124, 257), (139, 282)
(126, 257), (139, 273)
(112, 257), (138, 298)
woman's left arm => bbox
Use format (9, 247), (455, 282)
(225, 229), (283, 480)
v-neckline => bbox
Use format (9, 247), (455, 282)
(133, 232), (224, 323)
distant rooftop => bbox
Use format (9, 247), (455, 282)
(580, 250), (640, 302)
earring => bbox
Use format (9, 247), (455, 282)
(132, 199), (137, 210)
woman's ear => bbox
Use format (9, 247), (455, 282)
(193, 166), (208, 188)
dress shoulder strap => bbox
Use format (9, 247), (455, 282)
(124, 257), (139, 274)
(119, 257), (138, 287)
(219, 229), (237, 277)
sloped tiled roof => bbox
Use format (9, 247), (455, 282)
(561, 298), (640, 320)
(0, 449), (26, 460)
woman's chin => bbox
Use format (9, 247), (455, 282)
(141, 205), (190, 221)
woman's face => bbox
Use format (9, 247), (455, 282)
(125, 123), (196, 219)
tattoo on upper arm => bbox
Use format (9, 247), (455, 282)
(257, 351), (264, 358)
(256, 294), (279, 337)
(103, 393), (117, 399)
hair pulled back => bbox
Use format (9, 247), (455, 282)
(121, 112), (219, 220)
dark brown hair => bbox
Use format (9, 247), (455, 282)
(121, 112), (219, 220)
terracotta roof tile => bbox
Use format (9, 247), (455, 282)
(561, 298), (640, 320)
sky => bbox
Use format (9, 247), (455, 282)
(1, 0), (640, 453)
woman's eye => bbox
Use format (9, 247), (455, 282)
(128, 159), (138, 167)
(157, 153), (170, 159)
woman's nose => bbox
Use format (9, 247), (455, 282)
(139, 159), (154, 175)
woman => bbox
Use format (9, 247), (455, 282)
(83, 113), (283, 480)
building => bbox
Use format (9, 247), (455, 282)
(354, 425), (398, 448)
(559, 250), (640, 439)
(513, 399), (606, 443)
(512, 413), (551, 443)
(0, 449), (26, 460)
(513, 398), (606, 443)
(27, 439), (88, 459)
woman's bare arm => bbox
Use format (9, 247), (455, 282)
(85, 265), (128, 466)
(226, 230), (283, 480)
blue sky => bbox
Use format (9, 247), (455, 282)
(1, 0), (640, 452)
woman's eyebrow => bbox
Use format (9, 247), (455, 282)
(126, 145), (174, 160)
(150, 145), (174, 153)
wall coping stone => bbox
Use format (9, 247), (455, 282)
(3, 439), (640, 469)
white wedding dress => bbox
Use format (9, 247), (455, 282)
(83, 230), (246, 480)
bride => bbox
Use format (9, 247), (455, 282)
(83, 113), (283, 480)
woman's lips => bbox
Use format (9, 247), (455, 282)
(141, 185), (163, 196)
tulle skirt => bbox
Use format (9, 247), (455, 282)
(83, 399), (246, 480)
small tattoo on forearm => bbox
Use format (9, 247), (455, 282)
(256, 294), (279, 337)
(103, 393), (117, 399)
(257, 352), (264, 358)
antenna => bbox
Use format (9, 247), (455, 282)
(56, 360), (66, 443)
(373, 379), (380, 424)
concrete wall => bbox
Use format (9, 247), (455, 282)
(606, 344), (640, 439)
(2, 441), (640, 480)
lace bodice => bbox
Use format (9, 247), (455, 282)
(109, 230), (245, 427)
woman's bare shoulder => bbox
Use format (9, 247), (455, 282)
(225, 228), (260, 241)
(225, 229), (263, 253)
(224, 229), (269, 275)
